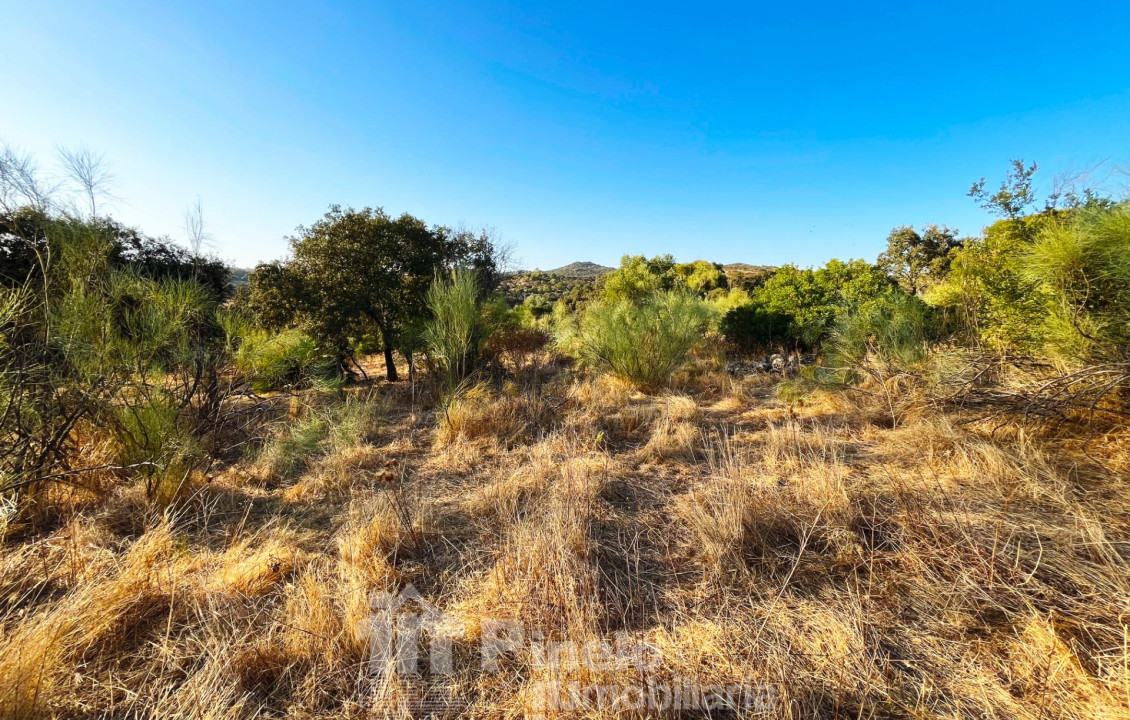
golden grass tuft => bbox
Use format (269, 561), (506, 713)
(435, 383), (550, 447)
(217, 534), (303, 597)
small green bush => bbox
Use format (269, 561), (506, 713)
(819, 290), (936, 386)
(837, 291), (934, 363)
(236, 328), (341, 392)
(1026, 202), (1130, 362)
(579, 290), (711, 389)
(719, 304), (796, 353)
(258, 397), (382, 478)
(424, 268), (484, 391)
(114, 398), (200, 503)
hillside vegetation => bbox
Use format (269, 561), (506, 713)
(1, 149), (1128, 719)
(546, 261), (614, 277)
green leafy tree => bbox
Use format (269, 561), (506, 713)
(242, 260), (305, 332)
(753, 259), (893, 346)
(969, 159), (1042, 219)
(600, 254), (680, 302)
(878, 224), (963, 294)
(266, 206), (498, 381)
(674, 259), (727, 295)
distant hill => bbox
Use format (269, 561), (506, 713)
(723, 263), (778, 291)
(545, 261), (614, 278)
(723, 263), (776, 274)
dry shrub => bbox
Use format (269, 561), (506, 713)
(436, 384), (551, 447)
(337, 496), (414, 589)
(283, 443), (392, 502)
(635, 393), (702, 462)
(683, 367), (739, 401)
(678, 424), (853, 582)
(640, 416), (700, 462)
(566, 374), (635, 424)
(482, 326), (552, 380)
(0, 517), (114, 622)
(6, 424), (121, 533)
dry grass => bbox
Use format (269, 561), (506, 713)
(1, 366), (1128, 719)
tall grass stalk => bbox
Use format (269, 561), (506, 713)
(423, 268), (483, 393)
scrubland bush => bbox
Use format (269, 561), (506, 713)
(719, 303), (796, 353)
(1026, 201), (1130, 362)
(0, 145), (308, 519)
(914, 200), (1130, 419)
(704, 285), (751, 317)
(0, 216), (244, 513)
(751, 259), (894, 346)
(926, 214), (1055, 353)
(826, 291), (935, 375)
(234, 327), (341, 392)
(482, 325), (552, 384)
(579, 290), (711, 389)
(423, 268), (484, 391)
(257, 396), (382, 480)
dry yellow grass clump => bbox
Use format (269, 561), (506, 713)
(1, 371), (1128, 719)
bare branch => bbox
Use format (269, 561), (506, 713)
(183, 195), (211, 255)
(0, 144), (59, 214)
(58, 145), (116, 218)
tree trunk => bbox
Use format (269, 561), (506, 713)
(383, 343), (398, 381)
(372, 318), (399, 382)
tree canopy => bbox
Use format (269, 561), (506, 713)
(246, 205), (500, 380)
(877, 224), (962, 295)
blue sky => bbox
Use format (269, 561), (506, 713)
(2, 1), (1128, 270)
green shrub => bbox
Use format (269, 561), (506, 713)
(259, 397), (382, 478)
(114, 398), (200, 504)
(926, 216), (1054, 353)
(752, 259), (894, 346)
(1026, 202), (1130, 362)
(719, 304), (795, 353)
(0, 216), (249, 508)
(259, 413), (331, 479)
(236, 328), (341, 392)
(600, 254), (680, 303)
(705, 287), (751, 318)
(424, 268), (484, 391)
(579, 290), (711, 389)
(826, 290), (936, 375)
(926, 203), (1130, 363)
